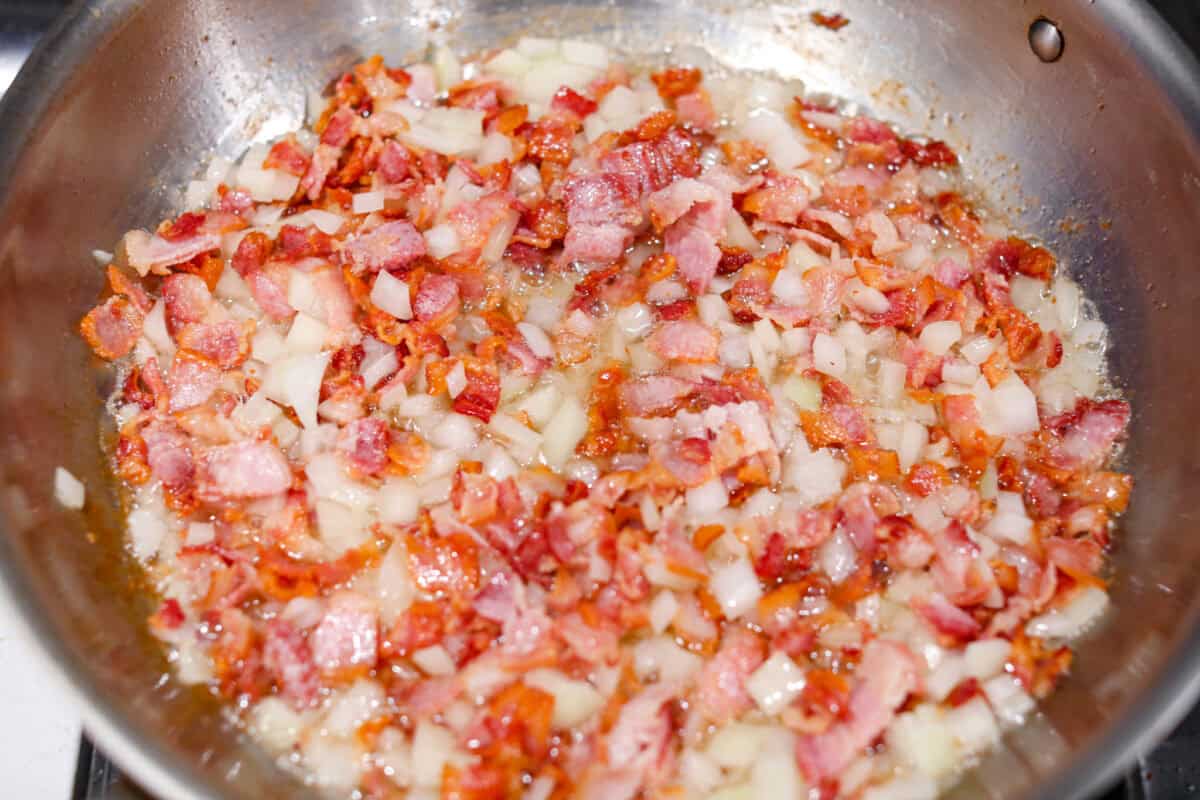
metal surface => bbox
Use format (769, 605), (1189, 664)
(0, 1), (1199, 799)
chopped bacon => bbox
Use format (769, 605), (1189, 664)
(1044, 398), (1131, 471)
(339, 220), (426, 273)
(598, 127), (701, 196)
(263, 620), (321, 708)
(795, 640), (919, 782)
(675, 90), (718, 132)
(561, 172), (642, 264)
(646, 320), (718, 362)
(177, 320), (252, 368)
(336, 417), (390, 476)
(744, 174), (810, 223)
(124, 228), (222, 276)
(619, 375), (693, 415)
(197, 440), (292, 503)
(161, 273), (216, 337)
(604, 683), (678, 783)
(142, 419), (195, 491)
(649, 178), (730, 293)
(167, 350), (222, 412)
(79, 296), (143, 360)
(693, 626), (765, 723)
(931, 520), (997, 606)
(310, 590), (379, 673)
(915, 592), (982, 639)
(551, 86), (598, 118)
(264, 136), (312, 176)
(412, 272), (460, 326)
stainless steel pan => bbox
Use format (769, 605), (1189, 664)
(2, 1), (1199, 798)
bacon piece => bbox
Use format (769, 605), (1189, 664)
(176, 320), (252, 368)
(675, 90), (718, 132)
(561, 172), (642, 264)
(264, 136), (311, 176)
(934, 256), (972, 289)
(231, 233), (294, 322)
(604, 683), (678, 785)
(453, 470), (499, 525)
(197, 440), (292, 503)
(942, 393), (1001, 474)
(744, 174), (810, 223)
(1044, 398), (1131, 471)
(124, 229), (222, 276)
(336, 417), (389, 476)
(310, 590), (378, 673)
(448, 191), (518, 253)
(453, 361), (501, 422)
(79, 296), (143, 360)
(376, 140), (413, 184)
(555, 611), (619, 665)
(142, 419), (195, 491)
(619, 375), (693, 415)
(646, 320), (718, 362)
(931, 520), (997, 606)
(649, 178), (730, 293)
(340, 220), (426, 274)
(599, 127), (700, 196)
(915, 592), (982, 639)
(263, 620), (321, 709)
(162, 273), (216, 337)
(278, 225), (335, 260)
(309, 266), (360, 347)
(551, 86), (598, 118)
(694, 626), (766, 723)
(795, 639), (919, 782)
(412, 272), (461, 326)
(166, 350), (221, 412)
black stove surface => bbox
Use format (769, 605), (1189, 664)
(1, 1), (1197, 798)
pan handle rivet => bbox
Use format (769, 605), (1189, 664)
(1029, 17), (1064, 62)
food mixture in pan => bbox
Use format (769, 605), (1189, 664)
(76, 38), (1132, 800)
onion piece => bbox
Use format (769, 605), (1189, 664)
(53, 466), (86, 511)
(710, 558), (762, 619)
(370, 271), (413, 321)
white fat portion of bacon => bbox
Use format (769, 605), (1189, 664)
(197, 440), (292, 501)
(339, 220), (426, 274)
(88, 43), (1128, 800)
(124, 229), (222, 276)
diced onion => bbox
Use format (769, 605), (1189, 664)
(285, 312), (329, 355)
(517, 322), (554, 359)
(424, 223), (461, 260)
(261, 352), (332, 429)
(919, 320), (962, 356)
(710, 558), (762, 619)
(370, 271), (413, 321)
(54, 466), (85, 510)
(648, 591), (679, 634)
(524, 669), (603, 727)
(540, 397), (587, 468)
(706, 723), (766, 769)
(819, 530), (857, 583)
(686, 477), (729, 516)
(746, 651), (806, 714)
(352, 190), (386, 214)
(812, 333), (846, 377)
(412, 645), (457, 676)
(1026, 586), (1109, 640)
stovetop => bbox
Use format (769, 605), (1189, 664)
(1, 1), (1197, 798)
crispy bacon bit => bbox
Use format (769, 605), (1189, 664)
(263, 620), (321, 708)
(599, 127), (701, 195)
(795, 640), (918, 781)
(647, 320), (718, 362)
(80, 296), (143, 360)
(310, 591), (378, 673)
(811, 10), (850, 30)
(694, 626), (765, 722)
(198, 440), (292, 503)
(339, 220), (426, 274)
